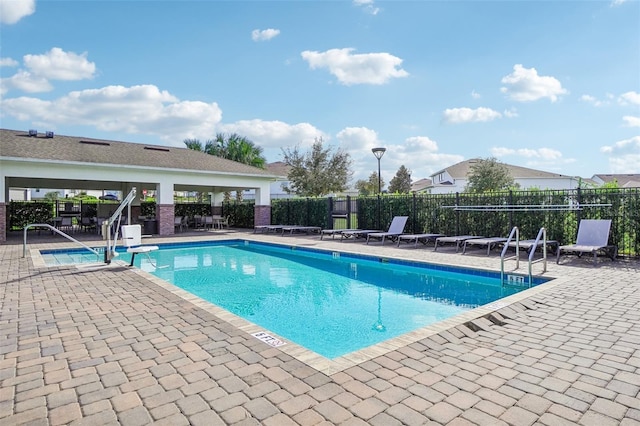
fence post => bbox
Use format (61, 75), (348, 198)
(576, 187), (582, 223)
(377, 194), (381, 230)
(412, 193), (417, 234)
(306, 198), (310, 226)
(286, 199), (290, 225)
(327, 197), (333, 229)
(455, 192), (460, 235)
(346, 195), (352, 229)
(508, 190), (513, 231)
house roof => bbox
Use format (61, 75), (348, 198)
(592, 174), (640, 188)
(266, 161), (290, 179)
(0, 128), (276, 177)
(410, 178), (432, 192)
(431, 158), (577, 180)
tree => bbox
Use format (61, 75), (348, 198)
(465, 157), (516, 193)
(281, 137), (353, 196)
(44, 191), (60, 201)
(355, 172), (385, 196)
(185, 133), (266, 201)
(388, 165), (412, 194)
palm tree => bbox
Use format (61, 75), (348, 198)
(184, 133), (267, 201)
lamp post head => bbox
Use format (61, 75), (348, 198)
(371, 147), (386, 160)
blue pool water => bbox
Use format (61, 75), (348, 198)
(42, 241), (545, 359)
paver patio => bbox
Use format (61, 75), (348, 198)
(1, 230), (639, 425)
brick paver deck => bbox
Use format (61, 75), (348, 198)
(1, 230), (639, 425)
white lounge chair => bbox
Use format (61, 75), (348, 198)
(556, 219), (617, 266)
(366, 216), (409, 245)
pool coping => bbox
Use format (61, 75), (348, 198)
(30, 236), (570, 375)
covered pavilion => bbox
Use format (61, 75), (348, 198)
(0, 128), (280, 242)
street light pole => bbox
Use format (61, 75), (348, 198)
(371, 147), (386, 194)
(371, 147), (386, 230)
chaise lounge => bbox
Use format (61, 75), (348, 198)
(366, 216), (409, 245)
(556, 219), (617, 266)
(396, 233), (446, 248)
(434, 235), (485, 253)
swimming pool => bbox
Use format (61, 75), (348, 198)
(42, 240), (547, 359)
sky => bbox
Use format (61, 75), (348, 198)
(1, 0), (639, 187)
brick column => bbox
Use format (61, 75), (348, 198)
(0, 203), (6, 243)
(254, 205), (271, 227)
(157, 204), (175, 236)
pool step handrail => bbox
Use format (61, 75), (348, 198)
(23, 224), (101, 258)
(500, 226), (519, 285)
(527, 227), (548, 286)
(104, 188), (137, 263)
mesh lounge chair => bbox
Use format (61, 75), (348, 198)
(366, 216), (409, 245)
(434, 235), (484, 252)
(507, 239), (559, 255)
(557, 219), (617, 266)
(462, 237), (509, 255)
(320, 228), (361, 240)
(340, 229), (381, 241)
(281, 225), (321, 235)
(396, 233), (445, 248)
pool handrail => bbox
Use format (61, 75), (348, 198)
(23, 223), (101, 258)
(527, 227), (548, 286)
(500, 226), (519, 285)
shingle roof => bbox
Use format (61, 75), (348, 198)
(0, 129), (276, 177)
(410, 178), (432, 192)
(432, 158), (575, 180)
(266, 161), (290, 179)
(593, 174), (640, 188)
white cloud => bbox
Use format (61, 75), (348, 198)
(618, 91), (640, 106)
(623, 116), (640, 127)
(491, 146), (576, 171)
(1, 84), (222, 145)
(0, 0), (35, 24)
(251, 28), (280, 42)
(0, 57), (18, 67)
(491, 147), (564, 161)
(353, 0), (380, 15)
(442, 107), (502, 124)
(503, 108), (518, 118)
(471, 90), (481, 99)
(390, 136), (463, 179)
(1, 70), (52, 95)
(600, 136), (640, 173)
(611, 0), (629, 6)
(220, 119), (324, 149)
(24, 47), (96, 81)
(336, 129), (463, 181)
(301, 48), (408, 86)
(580, 94), (606, 107)
(500, 64), (567, 102)
(336, 126), (380, 151)
(1, 48), (96, 95)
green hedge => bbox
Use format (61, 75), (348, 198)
(9, 188), (640, 256)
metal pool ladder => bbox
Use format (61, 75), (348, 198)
(500, 226), (548, 287)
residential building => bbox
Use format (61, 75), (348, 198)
(428, 159), (583, 194)
(591, 174), (640, 188)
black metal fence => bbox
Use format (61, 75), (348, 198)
(11, 188), (639, 257)
(262, 188), (640, 257)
